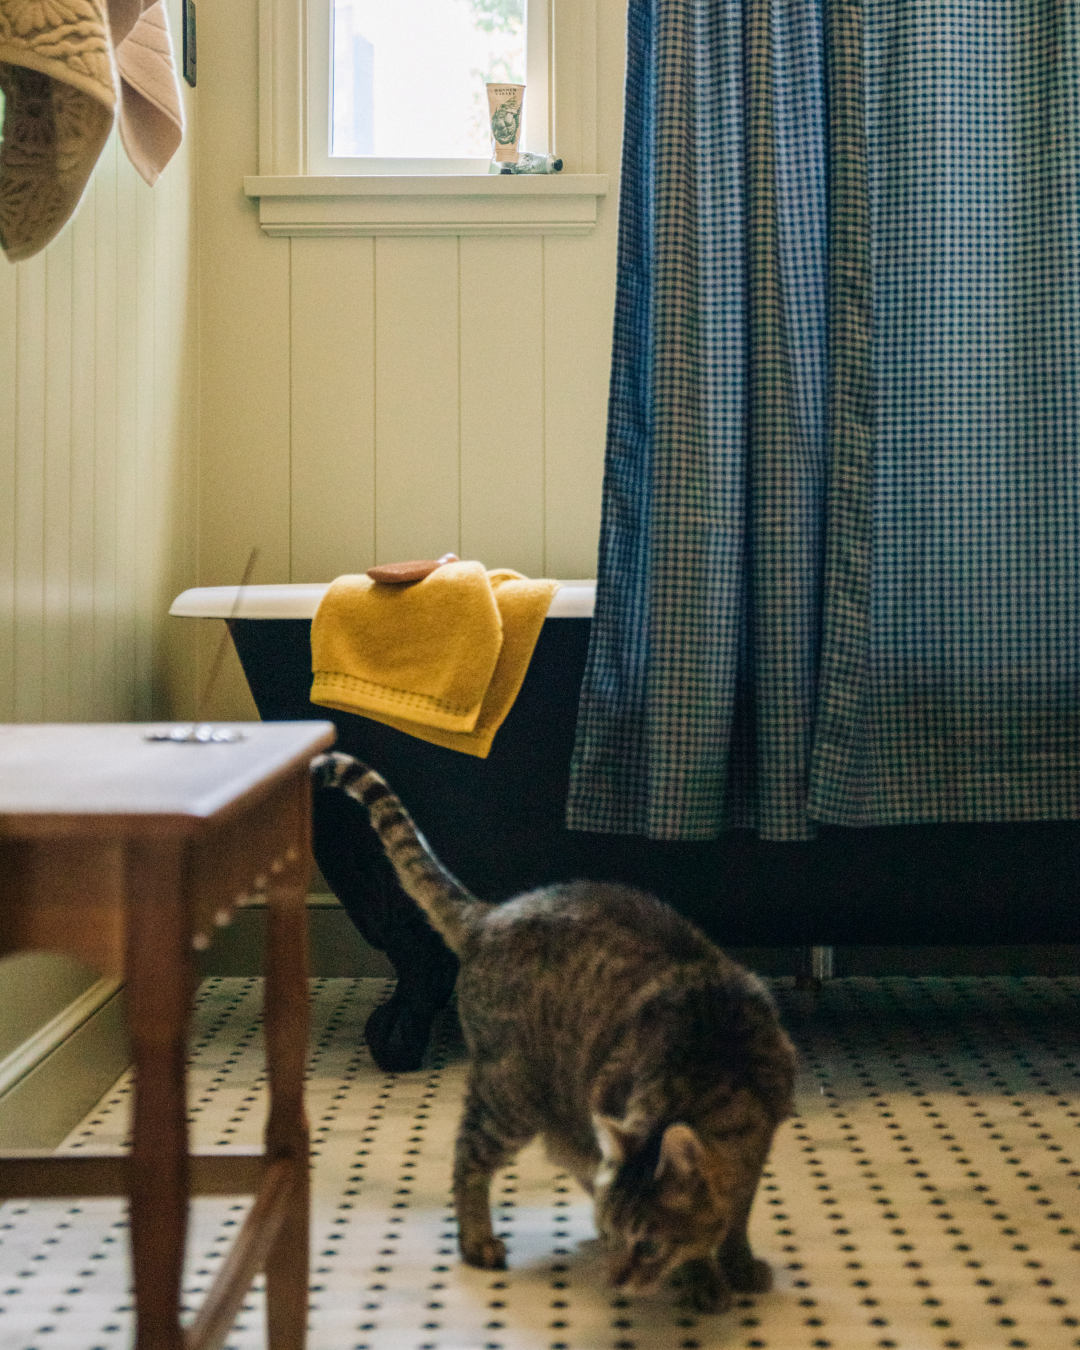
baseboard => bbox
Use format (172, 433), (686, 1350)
(194, 894), (394, 979)
(0, 981), (130, 1151)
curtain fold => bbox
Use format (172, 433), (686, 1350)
(569, 0), (833, 840)
(569, 0), (1080, 843)
(845, 0), (1080, 827)
(808, 0), (873, 821)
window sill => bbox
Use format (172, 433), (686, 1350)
(242, 174), (609, 237)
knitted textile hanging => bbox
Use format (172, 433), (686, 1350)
(0, 0), (184, 262)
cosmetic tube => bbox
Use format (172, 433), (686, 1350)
(486, 83), (525, 164)
(490, 151), (563, 175)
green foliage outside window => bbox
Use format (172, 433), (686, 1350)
(467, 0), (524, 34)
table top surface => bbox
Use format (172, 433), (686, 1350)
(0, 722), (336, 833)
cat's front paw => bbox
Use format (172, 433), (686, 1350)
(670, 1258), (733, 1314)
(728, 1256), (772, 1293)
(460, 1235), (507, 1270)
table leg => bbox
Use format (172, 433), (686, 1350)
(262, 847), (311, 1350)
(125, 839), (193, 1350)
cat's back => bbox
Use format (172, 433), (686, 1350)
(454, 880), (793, 1134)
(454, 882), (716, 1079)
(457, 881), (749, 1030)
(475, 880), (715, 966)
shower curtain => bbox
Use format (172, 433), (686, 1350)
(567, 0), (1080, 843)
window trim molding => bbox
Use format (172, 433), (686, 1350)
(243, 172), (609, 237)
(259, 0), (307, 177)
(254, 0), (603, 236)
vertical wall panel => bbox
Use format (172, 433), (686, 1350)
(374, 236), (461, 563)
(290, 235), (376, 582)
(542, 232), (613, 579)
(0, 250), (17, 720)
(68, 179), (99, 722)
(93, 139), (119, 720)
(13, 256), (47, 722)
(156, 104), (199, 723)
(114, 150), (140, 716)
(153, 0), (198, 729)
(43, 233), (74, 721)
(133, 169), (157, 718)
(459, 236), (545, 575)
(196, 217), (291, 593)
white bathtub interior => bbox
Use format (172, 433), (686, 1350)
(169, 582), (597, 621)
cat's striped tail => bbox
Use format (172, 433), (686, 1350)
(311, 751), (489, 955)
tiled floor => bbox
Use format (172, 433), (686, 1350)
(1, 975), (1079, 1350)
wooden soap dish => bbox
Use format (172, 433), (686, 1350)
(366, 553), (459, 585)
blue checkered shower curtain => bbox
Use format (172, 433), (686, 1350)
(567, 0), (1080, 842)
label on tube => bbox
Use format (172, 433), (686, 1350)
(487, 83), (525, 164)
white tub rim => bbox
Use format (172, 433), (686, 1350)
(169, 579), (596, 621)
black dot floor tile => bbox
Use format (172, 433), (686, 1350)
(1, 976), (1079, 1349)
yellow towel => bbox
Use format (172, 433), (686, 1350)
(370, 570), (561, 757)
(311, 562), (560, 757)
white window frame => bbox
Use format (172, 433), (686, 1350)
(246, 0), (607, 237)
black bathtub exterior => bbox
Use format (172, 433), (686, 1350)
(229, 615), (1080, 1066)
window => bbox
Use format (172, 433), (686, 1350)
(308, 0), (544, 174)
(328, 0), (529, 166)
(249, 0), (605, 236)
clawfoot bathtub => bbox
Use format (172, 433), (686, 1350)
(172, 582), (1080, 1070)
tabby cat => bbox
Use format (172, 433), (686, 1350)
(312, 751), (797, 1312)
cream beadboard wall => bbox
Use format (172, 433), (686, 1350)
(196, 0), (625, 718)
(0, 0), (198, 1143)
(0, 12), (199, 726)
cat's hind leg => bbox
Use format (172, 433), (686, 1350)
(454, 1077), (535, 1270)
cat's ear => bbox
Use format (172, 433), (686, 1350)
(655, 1124), (714, 1213)
(593, 1114), (638, 1166)
(654, 1123), (706, 1182)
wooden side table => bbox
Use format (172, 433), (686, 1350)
(0, 720), (336, 1350)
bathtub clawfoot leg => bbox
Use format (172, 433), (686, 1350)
(364, 958), (459, 1072)
(313, 781), (460, 1069)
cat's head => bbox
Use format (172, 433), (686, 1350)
(591, 1118), (739, 1293)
